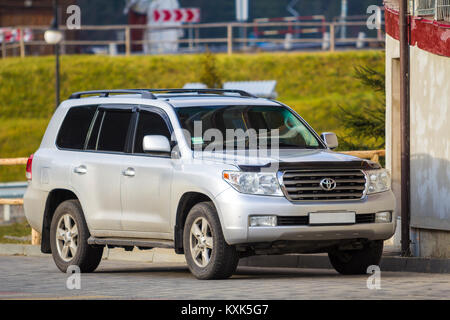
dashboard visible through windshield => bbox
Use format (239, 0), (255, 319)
(175, 105), (324, 150)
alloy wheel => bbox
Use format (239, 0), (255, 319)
(55, 214), (78, 262)
(190, 217), (213, 267)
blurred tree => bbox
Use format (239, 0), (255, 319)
(337, 66), (385, 150)
(199, 49), (223, 88)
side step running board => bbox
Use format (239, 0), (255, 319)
(88, 237), (174, 249)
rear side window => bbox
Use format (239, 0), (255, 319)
(57, 106), (97, 150)
(134, 110), (171, 154)
(96, 110), (132, 152)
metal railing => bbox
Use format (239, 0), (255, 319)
(387, 0), (450, 21)
(436, 0), (450, 21)
(415, 0), (436, 15)
(412, 0), (450, 21)
(384, 0), (401, 11)
(0, 20), (385, 59)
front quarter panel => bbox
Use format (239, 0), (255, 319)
(170, 159), (237, 230)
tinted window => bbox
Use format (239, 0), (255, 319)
(57, 106), (97, 150)
(86, 110), (104, 150)
(97, 110), (132, 152)
(134, 110), (171, 154)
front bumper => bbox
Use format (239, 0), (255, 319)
(214, 188), (396, 245)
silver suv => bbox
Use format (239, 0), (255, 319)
(24, 89), (396, 279)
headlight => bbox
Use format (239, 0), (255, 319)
(365, 169), (391, 194)
(223, 171), (283, 196)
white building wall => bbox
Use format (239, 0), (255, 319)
(385, 35), (401, 248)
(409, 45), (450, 232)
(385, 34), (450, 258)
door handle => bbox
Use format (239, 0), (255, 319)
(122, 167), (135, 177)
(74, 165), (87, 175)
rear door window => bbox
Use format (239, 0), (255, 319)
(96, 109), (132, 152)
(57, 105), (97, 150)
(86, 109), (104, 151)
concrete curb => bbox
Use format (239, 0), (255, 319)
(1, 244), (448, 273)
(240, 254), (450, 274)
(0, 244), (47, 257)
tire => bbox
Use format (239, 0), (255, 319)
(183, 201), (239, 280)
(50, 199), (103, 273)
(328, 240), (384, 275)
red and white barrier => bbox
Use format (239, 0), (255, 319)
(152, 8), (200, 23)
(0, 28), (33, 43)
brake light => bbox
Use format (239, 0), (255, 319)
(26, 154), (34, 180)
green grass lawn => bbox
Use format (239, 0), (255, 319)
(0, 221), (32, 244)
(0, 51), (385, 182)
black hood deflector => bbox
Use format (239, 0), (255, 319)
(239, 160), (381, 172)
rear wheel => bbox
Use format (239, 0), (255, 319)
(50, 200), (103, 273)
(183, 202), (239, 280)
(328, 240), (383, 275)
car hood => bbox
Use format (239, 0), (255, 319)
(192, 149), (379, 171)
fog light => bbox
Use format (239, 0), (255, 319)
(249, 216), (277, 227)
(375, 211), (391, 223)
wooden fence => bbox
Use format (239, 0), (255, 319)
(1, 20), (385, 58)
(0, 150), (385, 246)
(0, 157), (41, 245)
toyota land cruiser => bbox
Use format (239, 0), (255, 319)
(24, 89), (395, 279)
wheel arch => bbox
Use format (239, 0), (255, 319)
(174, 191), (217, 254)
(41, 189), (79, 253)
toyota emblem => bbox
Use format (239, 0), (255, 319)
(319, 178), (337, 191)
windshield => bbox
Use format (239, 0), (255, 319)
(175, 105), (324, 150)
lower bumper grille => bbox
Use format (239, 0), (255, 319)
(277, 216), (309, 226)
(355, 213), (376, 224)
(276, 213), (376, 226)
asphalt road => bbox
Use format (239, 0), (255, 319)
(0, 255), (449, 300)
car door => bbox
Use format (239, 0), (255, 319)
(70, 105), (133, 233)
(120, 107), (174, 237)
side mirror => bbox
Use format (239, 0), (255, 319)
(320, 132), (338, 149)
(143, 135), (171, 154)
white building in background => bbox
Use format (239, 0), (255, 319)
(384, 2), (450, 258)
(124, 0), (183, 54)
(146, 0), (183, 54)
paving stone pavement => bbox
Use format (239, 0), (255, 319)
(0, 255), (449, 300)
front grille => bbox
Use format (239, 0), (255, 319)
(276, 213), (375, 226)
(280, 169), (367, 201)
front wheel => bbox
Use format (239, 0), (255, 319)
(50, 199), (103, 273)
(328, 240), (383, 275)
(183, 202), (239, 280)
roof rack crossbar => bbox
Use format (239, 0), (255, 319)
(142, 88), (257, 98)
(69, 90), (156, 100)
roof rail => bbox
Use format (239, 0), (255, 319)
(68, 88), (257, 100)
(69, 89), (156, 100)
(145, 88), (257, 98)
